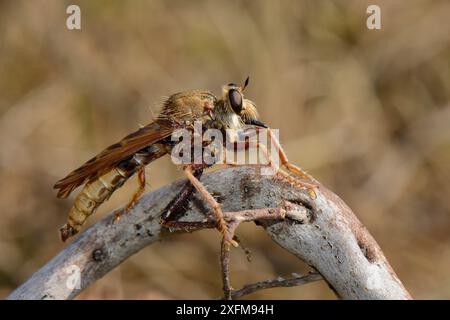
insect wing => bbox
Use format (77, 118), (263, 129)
(54, 121), (175, 198)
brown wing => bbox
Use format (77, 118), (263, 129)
(54, 121), (175, 198)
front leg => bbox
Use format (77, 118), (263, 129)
(253, 141), (318, 199)
(265, 127), (317, 183)
(225, 132), (318, 199)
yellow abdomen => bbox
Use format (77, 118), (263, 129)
(59, 167), (128, 242)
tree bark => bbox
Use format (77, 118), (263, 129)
(7, 166), (411, 300)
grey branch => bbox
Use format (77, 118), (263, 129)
(230, 271), (323, 299)
(7, 166), (412, 300)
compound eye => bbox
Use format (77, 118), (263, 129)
(228, 89), (242, 114)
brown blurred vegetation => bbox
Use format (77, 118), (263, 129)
(0, 0), (449, 299)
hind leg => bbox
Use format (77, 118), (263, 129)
(114, 167), (146, 222)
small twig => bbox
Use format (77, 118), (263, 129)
(219, 206), (287, 299)
(230, 272), (323, 299)
(221, 239), (232, 300)
(234, 235), (252, 262)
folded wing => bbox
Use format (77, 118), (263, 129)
(54, 121), (175, 198)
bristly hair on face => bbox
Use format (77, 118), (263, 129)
(240, 99), (259, 123)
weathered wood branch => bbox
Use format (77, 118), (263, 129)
(7, 166), (411, 300)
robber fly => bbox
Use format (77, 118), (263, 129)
(56, 78), (257, 242)
(55, 78), (316, 245)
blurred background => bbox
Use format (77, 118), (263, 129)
(0, 0), (449, 299)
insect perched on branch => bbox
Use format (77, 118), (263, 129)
(54, 78), (316, 246)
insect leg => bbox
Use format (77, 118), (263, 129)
(183, 165), (238, 247)
(112, 142), (173, 223)
(160, 168), (211, 228)
(265, 127), (316, 182)
(255, 141), (318, 199)
(113, 167), (146, 222)
(225, 136), (317, 199)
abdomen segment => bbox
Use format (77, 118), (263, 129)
(59, 142), (170, 242)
